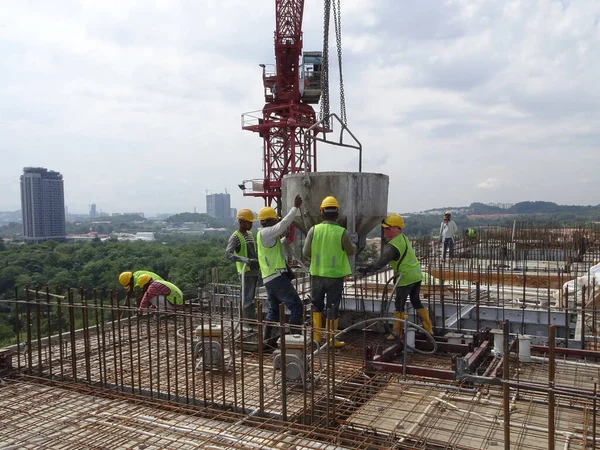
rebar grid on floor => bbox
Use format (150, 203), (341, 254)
(2, 294), (599, 449)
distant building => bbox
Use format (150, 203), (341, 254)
(206, 193), (231, 219)
(230, 208), (237, 219)
(90, 203), (97, 219)
(20, 167), (66, 243)
(486, 202), (514, 210)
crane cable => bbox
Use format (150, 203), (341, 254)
(320, 0), (346, 129)
(320, 0), (331, 130)
(332, 0), (346, 126)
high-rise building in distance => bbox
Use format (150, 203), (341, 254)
(20, 167), (66, 242)
(206, 193), (231, 219)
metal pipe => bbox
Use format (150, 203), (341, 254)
(503, 320), (510, 450)
(549, 324), (556, 450)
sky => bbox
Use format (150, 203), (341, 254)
(1, 0), (599, 216)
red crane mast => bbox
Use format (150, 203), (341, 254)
(241, 0), (323, 214)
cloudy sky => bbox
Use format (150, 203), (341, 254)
(1, 0), (599, 216)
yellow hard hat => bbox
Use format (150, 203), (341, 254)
(137, 274), (153, 289)
(236, 208), (255, 222)
(381, 213), (404, 229)
(258, 206), (278, 221)
(444, 211), (451, 216)
(320, 196), (340, 211)
(119, 271), (133, 287)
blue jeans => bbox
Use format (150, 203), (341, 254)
(395, 281), (424, 312)
(443, 238), (454, 259)
(264, 274), (303, 325)
(311, 276), (343, 319)
(239, 274), (259, 319)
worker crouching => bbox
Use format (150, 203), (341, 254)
(256, 195), (304, 349)
(137, 274), (184, 315)
(358, 214), (433, 338)
(303, 196), (357, 348)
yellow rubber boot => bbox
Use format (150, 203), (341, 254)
(416, 307), (433, 334)
(327, 319), (345, 348)
(387, 311), (406, 340)
(312, 312), (323, 342)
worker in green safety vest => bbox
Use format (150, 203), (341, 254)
(303, 196), (357, 348)
(358, 214), (433, 339)
(226, 208), (260, 320)
(136, 274), (183, 314)
(256, 194), (304, 349)
(119, 270), (164, 294)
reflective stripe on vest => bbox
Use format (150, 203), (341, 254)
(234, 230), (254, 274)
(309, 223), (351, 277)
(257, 230), (286, 279)
(388, 234), (422, 287)
(155, 280), (183, 305)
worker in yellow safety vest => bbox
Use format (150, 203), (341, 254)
(256, 194), (304, 349)
(358, 214), (433, 339)
(226, 208), (260, 320)
(137, 274), (183, 314)
(303, 196), (357, 348)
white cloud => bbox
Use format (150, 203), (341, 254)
(1, 0), (599, 216)
(478, 178), (499, 190)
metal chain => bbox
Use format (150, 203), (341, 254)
(332, 0), (346, 125)
(320, 0), (331, 131)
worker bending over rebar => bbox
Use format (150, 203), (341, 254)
(137, 274), (184, 315)
(358, 214), (433, 339)
(256, 195), (304, 349)
(303, 196), (357, 348)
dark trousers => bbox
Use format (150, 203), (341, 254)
(264, 275), (303, 326)
(311, 276), (343, 320)
(395, 281), (424, 312)
(443, 238), (454, 259)
(239, 274), (258, 320)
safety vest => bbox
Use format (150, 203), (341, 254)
(233, 230), (255, 274)
(467, 228), (476, 238)
(388, 234), (422, 287)
(256, 230), (286, 279)
(154, 280), (184, 305)
(133, 271), (163, 288)
(309, 223), (351, 278)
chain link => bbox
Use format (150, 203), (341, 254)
(332, 0), (346, 125)
(320, 0), (331, 131)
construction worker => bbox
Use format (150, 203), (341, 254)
(137, 274), (183, 315)
(119, 270), (163, 294)
(226, 208), (259, 320)
(439, 211), (458, 260)
(358, 214), (433, 339)
(302, 196), (357, 348)
(256, 194), (304, 348)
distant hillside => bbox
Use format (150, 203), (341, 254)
(469, 201), (600, 217)
(0, 211), (21, 225)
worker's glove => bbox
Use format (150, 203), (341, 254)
(351, 233), (359, 246)
(238, 257), (251, 265)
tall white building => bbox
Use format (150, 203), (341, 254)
(206, 193), (231, 219)
(20, 167), (66, 242)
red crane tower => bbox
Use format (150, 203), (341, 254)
(240, 0), (324, 214)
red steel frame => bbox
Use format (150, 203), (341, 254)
(242, 0), (319, 214)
